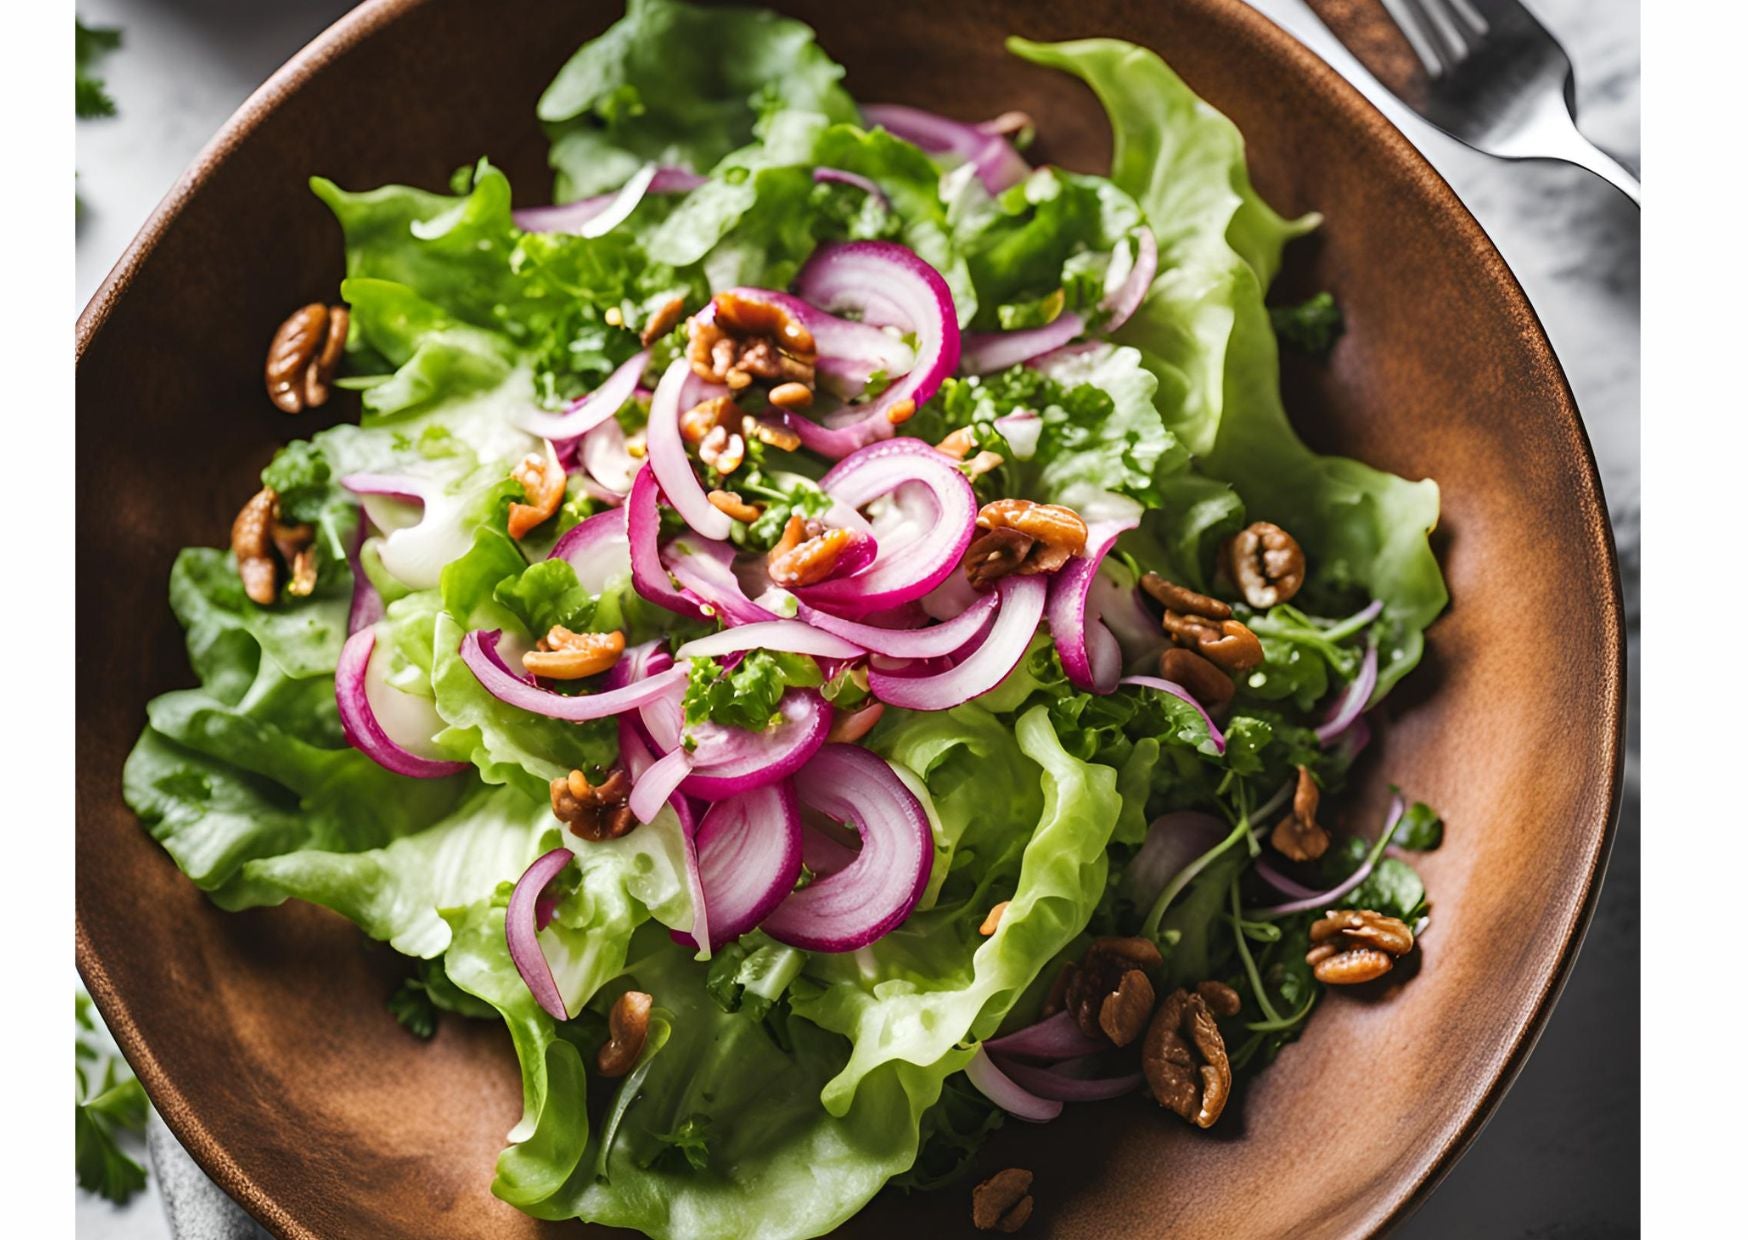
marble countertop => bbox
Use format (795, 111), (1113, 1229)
(74, 1), (1639, 1236)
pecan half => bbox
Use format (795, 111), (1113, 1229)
(507, 441), (567, 540)
(1140, 572), (1231, 620)
(972, 1168), (1034, 1233)
(826, 701), (885, 744)
(597, 990), (652, 1077)
(1158, 647), (1235, 713)
(231, 488), (281, 605)
(1307, 909), (1415, 985)
(551, 768), (635, 842)
(1142, 571), (1264, 673)
(639, 294), (688, 346)
(1063, 936), (1164, 1048)
(265, 303), (347, 414)
(768, 518), (859, 588)
(1228, 521), (1305, 609)
(687, 291), (817, 393)
(964, 527), (1036, 589)
(524, 627), (625, 680)
(1143, 986), (1233, 1128)
(964, 498), (1087, 586)
(1270, 765), (1330, 862)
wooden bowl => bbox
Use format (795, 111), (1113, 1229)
(75, 1), (1625, 1235)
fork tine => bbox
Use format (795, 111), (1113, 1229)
(1445, 0), (1491, 39)
(1409, 0), (1481, 63)
(1380, 0), (1452, 76)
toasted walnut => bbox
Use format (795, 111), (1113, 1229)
(972, 1168), (1034, 1233)
(1143, 987), (1232, 1128)
(1307, 909), (1415, 985)
(231, 488), (281, 605)
(1270, 765), (1330, 862)
(707, 490), (763, 523)
(964, 527), (1035, 589)
(507, 441), (567, 539)
(687, 291), (817, 393)
(1140, 572), (1231, 620)
(1064, 936), (1164, 1048)
(681, 395), (743, 445)
(768, 519), (859, 588)
(551, 768), (635, 842)
(698, 425), (746, 475)
(964, 498), (1088, 587)
(979, 901), (1011, 937)
(524, 627), (625, 680)
(1228, 521), (1305, 609)
(1158, 647), (1235, 712)
(265, 303), (348, 414)
(640, 294), (688, 346)
(597, 990), (652, 1078)
(768, 381), (813, 409)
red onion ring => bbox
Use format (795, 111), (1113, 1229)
(1119, 675), (1228, 755)
(628, 746), (694, 824)
(1088, 560), (1165, 672)
(460, 628), (686, 722)
(671, 781), (802, 952)
(581, 416), (637, 498)
(861, 104), (1030, 194)
(1099, 226), (1158, 331)
(339, 472), (470, 591)
(960, 311), (1086, 375)
(786, 242), (962, 458)
(516, 349), (646, 443)
(812, 166), (891, 210)
(759, 745), (933, 953)
(983, 1010), (1109, 1063)
(647, 358), (733, 540)
(512, 165), (705, 233)
(663, 537), (778, 626)
(619, 715), (708, 950)
(676, 620), (864, 662)
(869, 575), (1047, 710)
(1247, 795), (1406, 919)
(547, 508), (631, 592)
(1048, 517), (1139, 694)
(794, 588), (998, 659)
(964, 1047), (1063, 1122)
(626, 463), (709, 621)
(990, 1054), (1142, 1102)
(507, 847), (576, 1020)
(638, 681), (832, 803)
(335, 627), (470, 779)
(345, 512), (383, 636)
(1315, 643), (1379, 745)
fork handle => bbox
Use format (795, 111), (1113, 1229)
(1558, 131), (1641, 206)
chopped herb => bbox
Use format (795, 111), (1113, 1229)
(76, 20), (123, 120)
(1269, 291), (1344, 356)
(76, 993), (149, 1204)
(682, 649), (823, 732)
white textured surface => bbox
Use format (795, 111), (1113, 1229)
(75, 1), (1638, 1236)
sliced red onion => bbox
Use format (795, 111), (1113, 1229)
(345, 513), (383, 636)
(1099, 227), (1158, 331)
(618, 715), (708, 949)
(507, 848), (576, 1020)
(671, 781), (802, 952)
(515, 349), (646, 443)
(340, 473), (467, 591)
(335, 627), (469, 779)
(920, 572), (981, 621)
(1119, 675), (1228, 755)
(862, 104), (1029, 194)
(1089, 560), (1166, 672)
(512, 165), (705, 233)
(676, 690), (830, 801)
(992, 409), (1042, 460)
(800, 821), (861, 877)
(759, 745), (933, 953)
(794, 589), (998, 658)
(984, 1010), (1109, 1062)
(869, 575), (1046, 710)
(1247, 795), (1406, 920)
(1125, 811), (1226, 908)
(460, 628), (686, 721)
(964, 1047), (1063, 1123)
(581, 417), (637, 497)
(628, 746), (694, 824)
(1328, 712), (1374, 763)
(800, 439), (977, 615)
(1336, 598), (1385, 632)
(786, 243), (961, 458)
(647, 358), (732, 540)
(627, 463), (709, 621)
(1048, 517), (1139, 694)
(812, 166), (891, 210)
(961, 312), (1086, 375)
(991, 1055), (1142, 1102)
(1315, 643), (1379, 745)
(676, 620), (863, 661)
(826, 700), (885, 744)
(547, 508), (631, 592)
(664, 537), (778, 626)
(1253, 857), (1322, 900)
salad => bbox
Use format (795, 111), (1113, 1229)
(123, 1), (1450, 1235)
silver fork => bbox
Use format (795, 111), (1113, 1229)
(1335, 0), (1640, 204)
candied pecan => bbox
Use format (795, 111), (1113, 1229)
(767, 381), (813, 409)
(979, 901), (1011, 937)
(231, 488), (281, 605)
(524, 627), (625, 680)
(265, 303), (348, 414)
(972, 1168), (1034, 1233)
(550, 768), (636, 842)
(1140, 572), (1231, 620)
(936, 426), (977, 460)
(698, 425), (746, 475)
(707, 490), (763, 523)
(1159, 611), (1264, 674)
(597, 990), (652, 1077)
(1307, 909), (1415, 985)
(687, 292), (817, 392)
(1228, 521), (1306, 609)
(768, 523), (859, 588)
(964, 498), (1088, 586)
(1158, 647), (1235, 712)
(744, 417), (801, 452)
(964, 527), (1035, 589)
(507, 441), (567, 539)
(1064, 936), (1164, 1048)
(1143, 987), (1233, 1129)
(682, 395), (743, 445)
(1271, 765), (1330, 862)
(639, 294), (688, 346)
(964, 450), (1005, 480)
(1196, 979), (1243, 1017)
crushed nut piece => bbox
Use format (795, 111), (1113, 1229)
(972, 1168), (1034, 1233)
(271, 519), (318, 598)
(639, 294), (687, 346)
(936, 426), (977, 460)
(1196, 980), (1243, 1017)
(768, 523), (859, 588)
(885, 397), (917, 425)
(265, 303), (347, 414)
(1158, 647), (1235, 712)
(1307, 909), (1415, 984)
(1064, 936), (1164, 1048)
(1270, 765), (1330, 862)
(231, 488), (281, 605)
(1143, 987), (1233, 1128)
(687, 291), (817, 393)
(1140, 572), (1231, 620)
(524, 627), (625, 680)
(698, 425), (746, 475)
(979, 901), (1011, 937)
(507, 441), (567, 539)
(744, 417), (801, 452)
(707, 490), (763, 523)
(550, 768), (635, 842)
(604, 306), (625, 328)
(1228, 521), (1306, 609)
(625, 432), (647, 459)
(964, 450), (1005, 480)
(768, 381), (813, 409)
(597, 990), (652, 1077)
(682, 395), (742, 445)
(964, 527), (1034, 589)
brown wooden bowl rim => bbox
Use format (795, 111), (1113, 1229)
(74, 1), (1627, 1235)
